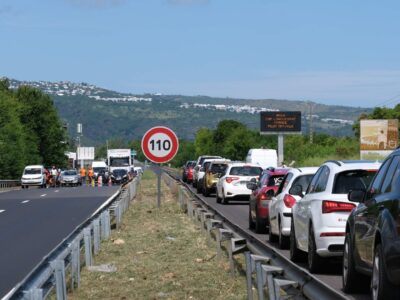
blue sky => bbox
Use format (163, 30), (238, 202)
(1, 0), (400, 107)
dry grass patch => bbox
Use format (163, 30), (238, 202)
(69, 171), (247, 300)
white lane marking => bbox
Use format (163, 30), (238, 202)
(40, 194), (47, 197)
(21, 200), (30, 204)
(0, 210), (5, 213)
(55, 190), (59, 193)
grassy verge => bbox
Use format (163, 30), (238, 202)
(69, 171), (247, 300)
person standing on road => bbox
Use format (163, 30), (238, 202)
(51, 166), (58, 187)
(88, 167), (94, 185)
(80, 166), (86, 185)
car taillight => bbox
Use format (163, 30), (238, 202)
(260, 193), (268, 200)
(283, 194), (297, 208)
(225, 177), (239, 184)
(188, 168), (193, 174)
(322, 200), (356, 214)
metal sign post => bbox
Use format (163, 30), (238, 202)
(141, 126), (179, 207)
(278, 134), (284, 166)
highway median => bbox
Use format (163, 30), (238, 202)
(68, 170), (247, 300)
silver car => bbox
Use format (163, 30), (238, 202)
(59, 170), (81, 187)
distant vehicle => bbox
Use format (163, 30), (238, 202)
(59, 169), (81, 187)
(202, 159), (231, 197)
(96, 169), (110, 184)
(92, 161), (108, 178)
(248, 167), (289, 233)
(107, 149), (133, 173)
(290, 160), (380, 273)
(21, 165), (47, 189)
(246, 148), (278, 169)
(133, 166), (143, 175)
(192, 155), (222, 188)
(268, 167), (318, 248)
(343, 151), (400, 299)
(196, 158), (223, 194)
(216, 163), (263, 205)
(182, 161), (196, 183)
(111, 169), (129, 184)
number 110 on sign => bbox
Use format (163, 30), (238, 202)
(141, 126), (179, 164)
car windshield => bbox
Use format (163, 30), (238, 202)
(110, 157), (129, 167)
(333, 170), (377, 194)
(229, 166), (262, 176)
(93, 167), (106, 173)
(64, 171), (77, 176)
(113, 169), (127, 176)
(24, 168), (41, 175)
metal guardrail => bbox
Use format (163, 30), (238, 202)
(162, 168), (347, 300)
(0, 180), (20, 189)
(2, 176), (141, 300)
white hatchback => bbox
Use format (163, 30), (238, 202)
(21, 165), (47, 189)
(216, 163), (263, 204)
(289, 160), (381, 273)
(269, 167), (318, 248)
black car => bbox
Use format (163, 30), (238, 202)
(111, 169), (129, 184)
(343, 149), (400, 299)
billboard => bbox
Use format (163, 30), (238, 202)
(360, 119), (398, 160)
(77, 147), (95, 160)
(260, 111), (302, 134)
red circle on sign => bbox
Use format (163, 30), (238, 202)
(141, 126), (179, 163)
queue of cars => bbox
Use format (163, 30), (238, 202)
(183, 148), (400, 299)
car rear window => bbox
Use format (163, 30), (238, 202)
(211, 163), (228, 173)
(292, 174), (314, 193)
(333, 170), (377, 194)
(267, 175), (285, 187)
(229, 166), (263, 176)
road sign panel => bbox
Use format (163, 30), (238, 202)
(141, 126), (179, 163)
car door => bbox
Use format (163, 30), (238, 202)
(270, 173), (292, 234)
(364, 156), (400, 266)
(295, 167), (323, 250)
(354, 158), (392, 265)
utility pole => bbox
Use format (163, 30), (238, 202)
(309, 102), (313, 144)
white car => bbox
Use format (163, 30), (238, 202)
(216, 163), (263, 204)
(269, 167), (318, 249)
(290, 160), (381, 273)
(21, 165), (47, 189)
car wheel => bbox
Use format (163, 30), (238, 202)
(192, 180), (197, 188)
(196, 181), (202, 193)
(216, 190), (221, 204)
(290, 221), (305, 262)
(278, 219), (289, 249)
(371, 244), (400, 300)
(255, 207), (267, 234)
(248, 205), (255, 229)
(342, 232), (369, 293)
(308, 224), (323, 273)
(203, 186), (209, 197)
(222, 191), (229, 205)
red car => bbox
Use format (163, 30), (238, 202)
(182, 161), (196, 183)
(248, 168), (289, 233)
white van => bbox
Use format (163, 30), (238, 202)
(245, 149), (277, 169)
(21, 165), (47, 188)
(91, 161), (108, 178)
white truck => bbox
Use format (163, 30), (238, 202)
(245, 148), (278, 169)
(107, 149), (133, 173)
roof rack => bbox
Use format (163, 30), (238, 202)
(324, 160), (342, 166)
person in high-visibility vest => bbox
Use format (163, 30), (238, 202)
(88, 167), (94, 185)
(80, 167), (86, 185)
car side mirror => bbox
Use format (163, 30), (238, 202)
(246, 182), (257, 190)
(289, 185), (304, 198)
(348, 189), (366, 203)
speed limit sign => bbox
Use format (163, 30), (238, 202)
(141, 126), (179, 164)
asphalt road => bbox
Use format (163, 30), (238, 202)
(0, 184), (120, 298)
(186, 184), (371, 300)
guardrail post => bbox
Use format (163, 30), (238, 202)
(261, 265), (284, 300)
(51, 260), (67, 300)
(115, 204), (121, 229)
(71, 239), (81, 289)
(216, 228), (233, 259)
(244, 253), (271, 300)
(206, 219), (223, 247)
(255, 261), (266, 300)
(93, 219), (100, 255)
(84, 228), (92, 266)
(104, 210), (111, 239)
(24, 288), (43, 300)
(228, 238), (247, 275)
